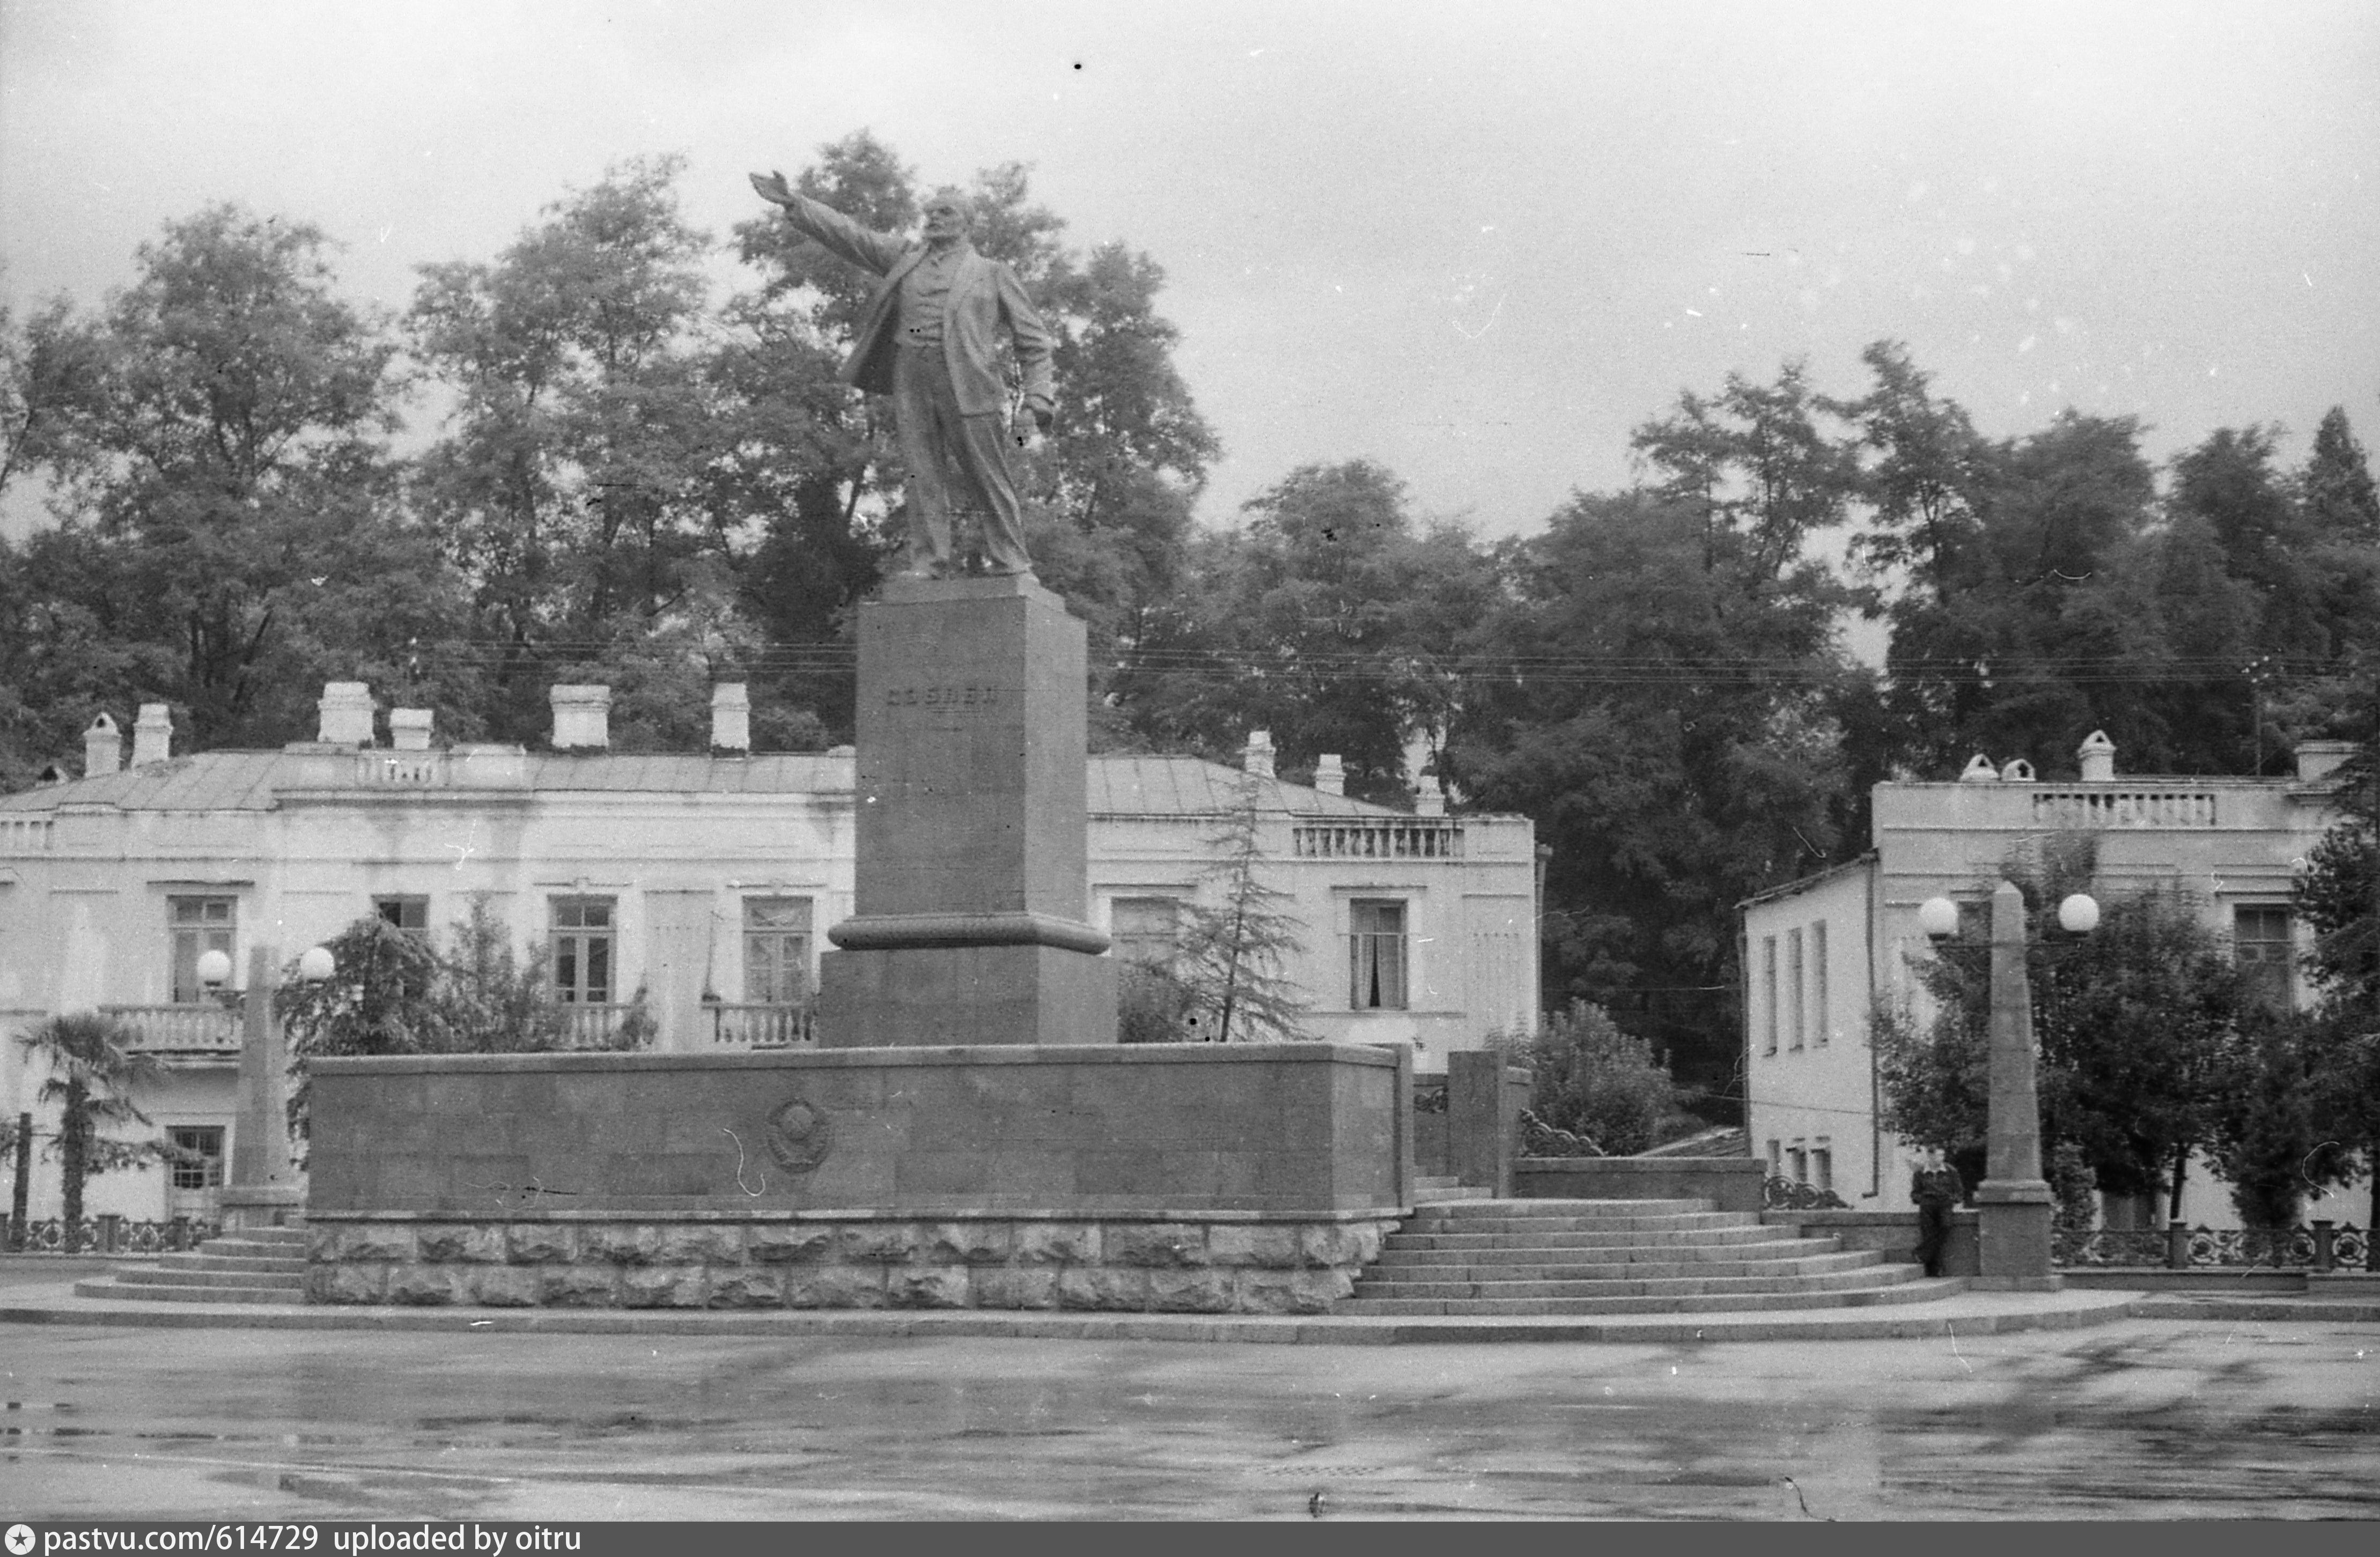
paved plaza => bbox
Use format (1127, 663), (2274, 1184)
(1, 1312), (2373, 1520)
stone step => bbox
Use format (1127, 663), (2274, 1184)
(1352, 1263), (1910, 1302)
(1336, 1273), (1946, 1318)
(1416, 1197), (1715, 1216)
(1401, 1211), (1758, 1236)
(204, 1235), (310, 1256)
(149, 1251), (307, 1275)
(1393, 1224), (1780, 1252)
(1368, 1250), (1880, 1283)
(71, 1276), (302, 1305)
(1379, 1235), (1840, 1265)
(105, 1264), (305, 1290)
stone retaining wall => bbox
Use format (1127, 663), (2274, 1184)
(307, 1212), (1399, 1314)
(1513, 1156), (1765, 1213)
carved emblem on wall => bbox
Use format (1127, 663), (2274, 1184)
(764, 1096), (834, 1173)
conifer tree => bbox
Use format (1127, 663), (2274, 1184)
(1173, 781), (1314, 1043)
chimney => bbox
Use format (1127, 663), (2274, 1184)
(711, 683), (751, 754)
(1415, 785), (1447, 818)
(550, 684), (611, 750)
(1957, 753), (2000, 784)
(1242, 729), (1275, 779)
(130, 703), (173, 767)
(84, 713), (122, 777)
(316, 682), (375, 747)
(1314, 753), (1345, 796)
(2295, 740), (2355, 784)
(389, 708), (433, 752)
(2077, 729), (2116, 783)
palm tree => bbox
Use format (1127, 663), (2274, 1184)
(17, 1013), (165, 1243)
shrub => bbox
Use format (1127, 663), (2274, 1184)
(1522, 1001), (1684, 1156)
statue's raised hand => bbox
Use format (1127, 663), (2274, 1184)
(749, 170), (795, 207)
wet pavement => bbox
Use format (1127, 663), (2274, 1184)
(1, 1316), (2374, 1519)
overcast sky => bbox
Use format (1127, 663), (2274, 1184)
(3, 0), (2375, 542)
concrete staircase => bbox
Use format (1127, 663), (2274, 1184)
(1342, 1196), (1952, 1317)
(73, 1226), (308, 1305)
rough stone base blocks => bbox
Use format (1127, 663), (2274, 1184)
(307, 1214), (1397, 1314)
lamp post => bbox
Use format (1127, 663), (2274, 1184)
(1921, 881), (2096, 1290)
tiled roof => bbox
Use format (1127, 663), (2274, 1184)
(1, 749), (1392, 817)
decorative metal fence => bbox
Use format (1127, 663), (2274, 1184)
(8, 1216), (220, 1254)
(2054, 1222), (2371, 1271)
(1763, 1175), (1850, 1211)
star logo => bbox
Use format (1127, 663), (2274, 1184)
(6, 1523), (35, 1555)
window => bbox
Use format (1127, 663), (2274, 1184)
(1766, 1139), (1782, 1177)
(743, 897), (813, 1005)
(1811, 921), (1829, 1046)
(550, 897), (615, 1005)
(1811, 1141), (1833, 1193)
(1786, 928), (1806, 1050)
(1110, 897), (1182, 969)
(1349, 899), (1409, 1010)
(167, 1126), (225, 1191)
(1788, 1145), (1808, 1185)
(2234, 906), (2293, 1012)
(374, 896), (429, 938)
(168, 896), (237, 1003)
(1760, 935), (1779, 1053)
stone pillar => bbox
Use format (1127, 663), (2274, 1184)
(1447, 1052), (1526, 1196)
(1975, 880), (2059, 1288)
(219, 944), (303, 1229)
(816, 575), (1116, 1047)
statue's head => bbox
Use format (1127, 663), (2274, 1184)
(920, 187), (972, 245)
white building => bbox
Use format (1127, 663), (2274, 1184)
(1743, 733), (2367, 1228)
(0, 684), (1539, 1226)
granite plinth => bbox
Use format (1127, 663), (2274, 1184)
(816, 943), (1119, 1048)
(305, 1043), (1410, 1216)
(850, 574), (1097, 926)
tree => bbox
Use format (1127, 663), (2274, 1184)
(1169, 788), (1313, 1043)
(1631, 358), (1861, 584)
(1524, 1001), (1687, 1156)
(0, 205), (449, 770)
(15, 1013), (166, 1237)
(2207, 1009), (2356, 1229)
(410, 156), (773, 749)
(2294, 721), (2380, 1251)
(1117, 460), (1494, 800)
(2302, 405), (2380, 543)
(1453, 487), (1852, 1096)
(1843, 340), (1986, 604)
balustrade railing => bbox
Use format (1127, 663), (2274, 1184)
(705, 1001), (814, 1049)
(2031, 789), (2218, 829)
(1293, 821), (1464, 859)
(549, 1002), (653, 1051)
(98, 1005), (240, 1057)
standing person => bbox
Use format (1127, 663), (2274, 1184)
(1911, 1147), (1962, 1278)
(749, 170), (1055, 580)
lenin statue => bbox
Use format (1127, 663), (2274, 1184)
(750, 170), (1055, 580)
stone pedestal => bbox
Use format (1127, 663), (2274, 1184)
(817, 574), (1115, 1047)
